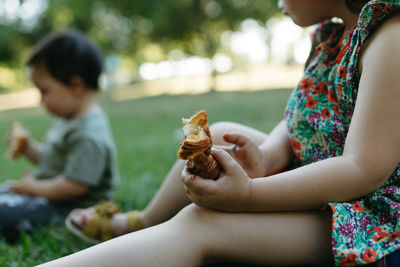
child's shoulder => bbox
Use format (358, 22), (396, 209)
(366, 12), (400, 46)
(357, 1), (400, 38)
(359, 11), (400, 72)
(62, 109), (110, 140)
(378, 10), (400, 31)
(78, 110), (110, 133)
(367, 10), (400, 43)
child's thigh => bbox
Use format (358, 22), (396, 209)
(210, 122), (268, 146)
(177, 204), (334, 266)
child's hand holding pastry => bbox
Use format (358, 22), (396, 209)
(7, 122), (29, 160)
(182, 148), (251, 212)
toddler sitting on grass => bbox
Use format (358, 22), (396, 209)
(0, 29), (119, 242)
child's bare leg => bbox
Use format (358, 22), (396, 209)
(186, 206), (334, 265)
(42, 204), (333, 267)
(138, 159), (191, 227)
(71, 122), (268, 234)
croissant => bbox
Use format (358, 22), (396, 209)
(177, 110), (221, 180)
(8, 122), (28, 160)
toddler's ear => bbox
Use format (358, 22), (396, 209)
(69, 76), (86, 96)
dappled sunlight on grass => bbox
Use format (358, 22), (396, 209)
(0, 63), (302, 113)
(0, 88), (40, 112)
(111, 63), (302, 101)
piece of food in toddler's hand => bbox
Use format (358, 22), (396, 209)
(8, 122), (28, 160)
(177, 110), (221, 180)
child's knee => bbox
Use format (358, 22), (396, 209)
(172, 204), (215, 255)
(175, 204), (205, 222)
(209, 122), (236, 145)
(174, 204), (215, 230)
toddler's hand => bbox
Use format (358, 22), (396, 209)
(214, 132), (265, 178)
(182, 148), (252, 212)
(7, 122), (29, 160)
(9, 170), (35, 195)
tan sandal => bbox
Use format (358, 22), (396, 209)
(65, 201), (143, 244)
(126, 210), (142, 232)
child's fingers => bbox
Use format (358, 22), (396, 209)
(8, 183), (19, 193)
(222, 132), (248, 148)
(181, 166), (193, 180)
(211, 148), (242, 173)
(212, 144), (237, 158)
(181, 167), (217, 195)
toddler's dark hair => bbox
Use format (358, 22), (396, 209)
(345, 0), (370, 13)
(27, 29), (103, 90)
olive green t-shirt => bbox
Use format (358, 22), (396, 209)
(34, 108), (119, 208)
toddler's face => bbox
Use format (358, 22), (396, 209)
(29, 65), (80, 119)
(278, 0), (335, 27)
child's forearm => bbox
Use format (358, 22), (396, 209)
(28, 176), (89, 201)
(246, 155), (388, 212)
(23, 138), (42, 164)
(259, 120), (294, 175)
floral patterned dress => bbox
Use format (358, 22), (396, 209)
(284, 1), (400, 266)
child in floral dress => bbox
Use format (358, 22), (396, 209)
(284, 0), (400, 265)
(42, 0), (400, 266)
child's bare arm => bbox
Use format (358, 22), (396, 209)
(182, 17), (400, 212)
(23, 137), (43, 164)
(258, 120), (294, 175)
(9, 173), (89, 201)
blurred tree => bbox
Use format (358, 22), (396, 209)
(0, 0), (279, 91)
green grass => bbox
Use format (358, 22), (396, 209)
(0, 88), (292, 266)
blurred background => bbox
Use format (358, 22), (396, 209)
(0, 2), (317, 262)
(0, 0), (313, 110)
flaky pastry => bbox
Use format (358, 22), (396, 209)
(177, 110), (221, 180)
(8, 122), (28, 160)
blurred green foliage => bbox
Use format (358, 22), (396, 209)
(0, 0), (279, 92)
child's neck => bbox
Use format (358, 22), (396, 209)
(71, 92), (99, 119)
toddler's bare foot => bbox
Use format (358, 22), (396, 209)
(70, 208), (131, 236)
(111, 213), (130, 235)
